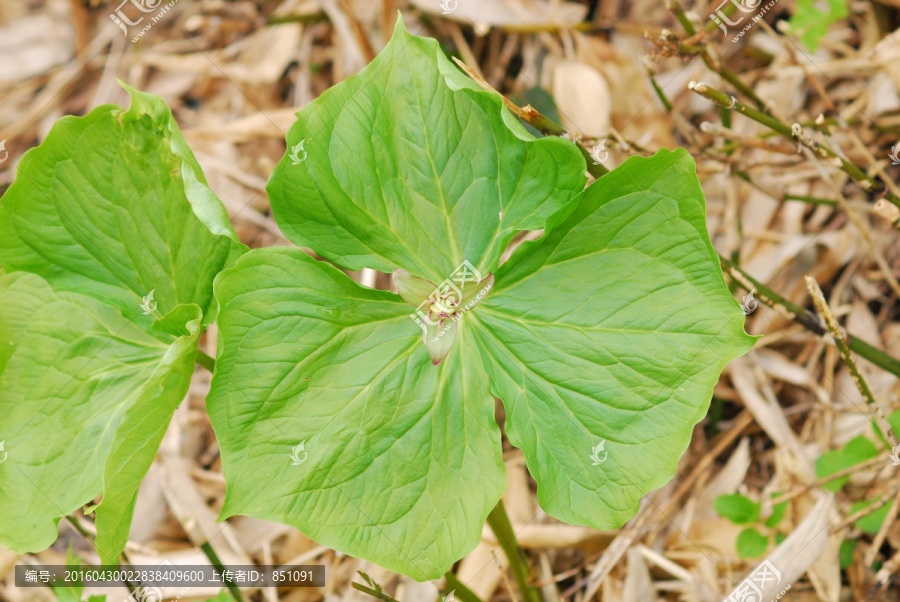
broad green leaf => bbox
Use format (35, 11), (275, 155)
(736, 527), (769, 559)
(789, 0), (848, 52)
(0, 85), (241, 562)
(470, 149), (754, 530)
(839, 539), (856, 569)
(0, 83), (245, 326)
(815, 435), (879, 492)
(94, 304), (203, 564)
(715, 494), (760, 525)
(206, 247), (506, 580)
(850, 498), (889, 535)
(0, 273), (198, 553)
(888, 410), (900, 438)
(266, 18), (586, 283)
(763, 494), (787, 528)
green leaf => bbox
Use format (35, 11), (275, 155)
(94, 305), (203, 564)
(0, 85), (241, 562)
(0, 83), (245, 326)
(763, 494), (787, 528)
(715, 494), (760, 525)
(788, 0), (848, 52)
(0, 273), (199, 554)
(736, 527), (769, 559)
(839, 539), (856, 569)
(471, 150), (755, 530)
(52, 548), (85, 602)
(888, 410), (900, 439)
(206, 247), (506, 580)
(850, 498), (889, 535)
(266, 18), (586, 283)
(815, 435), (879, 492)
(233, 25), (751, 578)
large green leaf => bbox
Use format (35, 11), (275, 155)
(217, 22), (752, 579)
(206, 247), (506, 580)
(0, 85), (242, 560)
(0, 273), (199, 553)
(266, 18), (586, 282)
(0, 83), (245, 325)
(470, 149), (755, 529)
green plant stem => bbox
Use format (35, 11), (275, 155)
(732, 171), (839, 206)
(444, 572), (484, 602)
(690, 81), (900, 208)
(804, 276), (890, 447)
(196, 349), (216, 372)
(666, 0), (768, 110)
(486, 502), (541, 602)
(719, 256), (900, 379)
(646, 68), (673, 112)
(351, 582), (401, 602)
(668, 0), (696, 35)
(200, 541), (245, 602)
(783, 193), (838, 206)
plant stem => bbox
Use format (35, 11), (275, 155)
(805, 276), (890, 448)
(783, 193), (838, 206)
(690, 80), (900, 208)
(351, 582), (401, 602)
(200, 541), (245, 602)
(486, 502), (541, 602)
(719, 255), (900, 379)
(665, 0), (768, 110)
(444, 572), (484, 602)
(196, 349), (216, 372)
(646, 67), (673, 112)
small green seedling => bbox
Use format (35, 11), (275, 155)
(715, 492), (788, 558)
